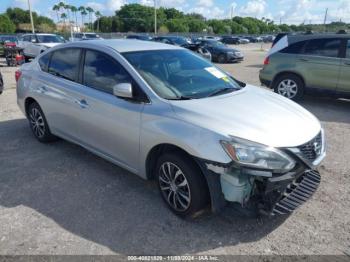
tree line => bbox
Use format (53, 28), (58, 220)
(0, 3), (349, 34)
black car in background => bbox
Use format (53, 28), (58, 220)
(152, 36), (191, 46)
(153, 36), (212, 61)
(126, 34), (153, 41)
(245, 36), (263, 43)
(197, 39), (244, 63)
(221, 36), (241, 45)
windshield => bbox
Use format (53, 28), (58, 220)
(171, 37), (188, 46)
(123, 50), (241, 100)
(85, 34), (99, 39)
(207, 41), (225, 47)
(37, 35), (64, 43)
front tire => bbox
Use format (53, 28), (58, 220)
(217, 54), (226, 63)
(156, 153), (209, 218)
(28, 102), (58, 143)
(273, 74), (304, 101)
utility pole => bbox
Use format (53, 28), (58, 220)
(27, 0), (35, 33)
(154, 0), (157, 35)
(230, 5), (233, 19)
(279, 17), (281, 25)
(323, 7), (328, 31)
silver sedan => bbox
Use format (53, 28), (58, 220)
(16, 40), (325, 217)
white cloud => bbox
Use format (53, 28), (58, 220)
(106, 0), (126, 11)
(189, 6), (224, 19)
(86, 2), (105, 12)
(238, 0), (267, 18)
(197, 0), (213, 8)
(141, 0), (186, 8)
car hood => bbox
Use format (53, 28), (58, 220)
(39, 43), (62, 48)
(169, 85), (321, 148)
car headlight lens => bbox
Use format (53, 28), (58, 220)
(221, 137), (295, 172)
(227, 51), (234, 55)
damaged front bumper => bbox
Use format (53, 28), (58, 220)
(195, 159), (321, 216)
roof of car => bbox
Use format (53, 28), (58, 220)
(23, 33), (58, 36)
(288, 33), (349, 44)
(67, 39), (182, 52)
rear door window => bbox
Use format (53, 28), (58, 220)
(48, 48), (81, 82)
(82, 50), (132, 94)
(303, 38), (341, 58)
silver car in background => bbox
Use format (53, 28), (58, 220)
(16, 40), (325, 217)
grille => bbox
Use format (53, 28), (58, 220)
(297, 132), (322, 161)
(272, 170), (320, 215)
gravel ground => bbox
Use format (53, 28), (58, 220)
(0, 43), (349, 255)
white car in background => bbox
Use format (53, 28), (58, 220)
(19, 34), (65, 61)
(69, 32), (103, 42)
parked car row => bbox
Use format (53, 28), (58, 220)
(15, 38), (325, 218)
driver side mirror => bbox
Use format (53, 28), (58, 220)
(113, 83), (133, 99)
(31, 39), (37, 43)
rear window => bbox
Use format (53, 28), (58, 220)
(303, 38), (341, 58)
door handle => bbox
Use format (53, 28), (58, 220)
(344, 62), (350, 66)
(299, 58), (309, 62)
(75, 99), (89, 109)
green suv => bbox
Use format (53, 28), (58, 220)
(259, 34), (350, 100)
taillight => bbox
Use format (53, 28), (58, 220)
(263, 56), (270, 65)
(15, 70), (22, 82)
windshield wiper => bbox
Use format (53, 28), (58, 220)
(207, 87), (235, 97)
(168, 95), (193, 100)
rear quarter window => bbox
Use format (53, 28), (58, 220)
(280, 40), (307, 54)
(38, 53), (51, 72)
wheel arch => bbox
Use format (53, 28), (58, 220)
(24, 97), (38, 117)
(146, 143), (197, 180)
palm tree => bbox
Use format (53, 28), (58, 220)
(64, 4), (71, 23)
(79, 6), (87, 31)
(70, 5), (78, 26)
(86, 7), (94, 31)
(95, 11), (102, 32)
(60, 13), (67, 25)
(86, 6), (94, 31)
(52, 4), (60, 23)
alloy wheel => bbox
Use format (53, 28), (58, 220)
(29, 108), (45, 138)
(158, 162), (191, 212)
(277, 79), (298, 99)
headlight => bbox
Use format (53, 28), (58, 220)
(221, 137), (295, 172)
(227, 51), (234, 55)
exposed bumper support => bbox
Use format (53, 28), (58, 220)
(195, 157), (321, 216)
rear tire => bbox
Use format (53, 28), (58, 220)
(156, 153), (209, 218)
(273, 73), (304, 101)
(28, 102), (58, 143)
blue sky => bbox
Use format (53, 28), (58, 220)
(1, 0), (350, 25)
